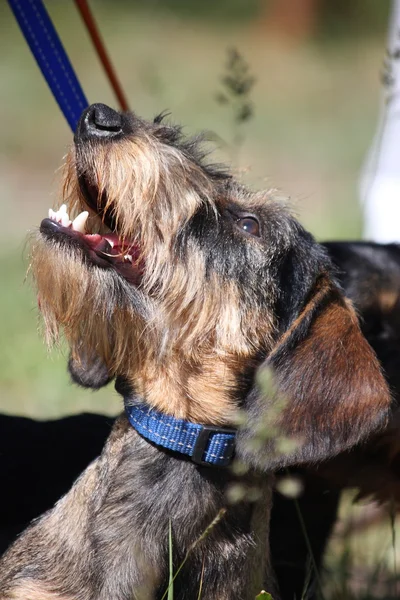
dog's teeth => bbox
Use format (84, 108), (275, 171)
(124, 255), (132, 263)
(48, 209), (55, 220)
(61, 214), (71, 228)
(108, 240), (114, 248)
(52, 204), (70, 224)
(72, 211), (89, 233)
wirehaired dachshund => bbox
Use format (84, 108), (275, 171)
(0, 104), (391, 600)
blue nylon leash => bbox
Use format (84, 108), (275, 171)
(125, 403), (236, 467)
(7, 0), (89, 131)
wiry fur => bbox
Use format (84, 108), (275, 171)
(0, 104), (392, 600)
(0, 417), (274, 600)
(31, 111), (291, 424)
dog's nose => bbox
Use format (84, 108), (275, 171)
(75, 103), (123, 141)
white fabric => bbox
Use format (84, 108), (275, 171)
(360, 0), (400, 242)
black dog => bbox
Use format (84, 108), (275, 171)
(0, 104), (390, 599)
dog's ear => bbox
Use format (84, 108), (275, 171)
(237, 276), (391, 470)
(68, 351), (113, 389)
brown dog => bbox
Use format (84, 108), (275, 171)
(0, 104), (391, 600)
(271, 241), (400, 599)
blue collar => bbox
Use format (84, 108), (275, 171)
(125, 403), (236, 467)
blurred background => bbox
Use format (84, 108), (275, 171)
(0, 1), (398, 597)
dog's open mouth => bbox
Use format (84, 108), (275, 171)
(40, 204), (143, 286)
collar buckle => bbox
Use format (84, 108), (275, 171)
(192, 425), (236, 466)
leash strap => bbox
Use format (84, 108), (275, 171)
(74, 0), (129, 112)
(7, 0), (88, 131)
(125, 404), (236, 467)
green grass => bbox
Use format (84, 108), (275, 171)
(324, 494), (400, 599)
(0, 250), (119, 417)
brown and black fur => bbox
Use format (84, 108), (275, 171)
(0, 104), (391, 600)
(1, 242), (400, 596)
(271, 241), (400, 600)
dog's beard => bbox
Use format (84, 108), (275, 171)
(30, 234), (149, 374)
(57, 143), (275, 355)
(30, 132), (279, 422)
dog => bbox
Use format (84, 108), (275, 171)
(3, 240), (400, 596)
(0, 104), (391, 600)
(271, 241), (400, 599)
(1, 243), (399, 596)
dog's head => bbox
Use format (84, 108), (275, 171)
(31, 103), (390, 466)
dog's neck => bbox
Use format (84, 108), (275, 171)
(121, 351), (249, 427)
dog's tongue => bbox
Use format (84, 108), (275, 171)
(48, 205), (140, 260)
(45, 204), (143, 284)
(85, 232), (123, 250)
(104, 233), (122, 246)
(85, 233), (140, 261)
(100, 233), (130, 253)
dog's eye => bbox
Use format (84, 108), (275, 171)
(236, 216), (260, 237)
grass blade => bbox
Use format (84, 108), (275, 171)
(168, 520), (174, 600)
